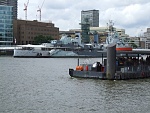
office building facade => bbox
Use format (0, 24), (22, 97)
(13, 20), (59, 45)
(81, 10), (99, 27)
(143, 28), (150, 49)
(0, 0), (18, 19)
(0, 5), (13, 46)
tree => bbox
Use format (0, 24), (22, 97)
(130, 40), (137, 48)
(33, 35), (54, 44)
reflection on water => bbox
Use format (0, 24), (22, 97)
(0, 57), (150, 113)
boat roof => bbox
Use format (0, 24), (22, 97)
(117, 49), (150, 55)
(16, 44), (45, 48)
(16, 44), (81, 49)
(98, 49), (150, 55)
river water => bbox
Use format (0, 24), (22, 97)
(0, 57), (150, 113)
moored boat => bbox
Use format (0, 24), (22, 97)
(102, 20), (133, 52)
(13, 44), (53, 58)
(69, 44), (150, 80)
(13, 21), (140, 58)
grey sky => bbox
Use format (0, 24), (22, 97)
(18, 0), (150, 36)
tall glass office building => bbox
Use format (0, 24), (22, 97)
(0, 5), (13, 46)
(81, 10), (99, 27)
(0, 0), (17, 19)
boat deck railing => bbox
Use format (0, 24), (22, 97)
(117, 65), (150, 73)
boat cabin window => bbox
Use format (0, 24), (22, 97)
(41, 48), (52, 51)
(22, 47), (34, 50)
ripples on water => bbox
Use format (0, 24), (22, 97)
(0, 57), (150, 113)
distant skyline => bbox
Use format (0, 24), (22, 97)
(18, 0), (150, 37)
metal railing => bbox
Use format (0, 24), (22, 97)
(116, 65), (150, 72)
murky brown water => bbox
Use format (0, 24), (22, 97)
(0, 57), (150, 113)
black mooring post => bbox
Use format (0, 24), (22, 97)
(102, 53), (103, 65)
(77, 58), (79, 66)
(106, 43), (116, 79)
(138, 54), (139, 60)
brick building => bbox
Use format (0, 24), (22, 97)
(13, 20), (59, 45)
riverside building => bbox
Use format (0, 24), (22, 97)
(0, 0), (17, 20)
(81, 9), (99, 43)
(81, 10), (99, 27)
(143, 28), (150, 49)
(0, 5), (13, 46)
(13, 20), (59, 45)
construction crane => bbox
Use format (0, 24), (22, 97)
(37, 0), (45, 21)
(24, 0), (29, 20)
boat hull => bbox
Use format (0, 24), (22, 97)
(69, 68), (150, 80)
(69, 69), (107, 79)
(13, 49), (50, 57)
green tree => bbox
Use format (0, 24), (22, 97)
(130, 40), (137, 48)
(34, 35), (54, 44)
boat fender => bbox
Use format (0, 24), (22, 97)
(69, 69), (74, 77)
(76, 66), (83, 71)
(86, 65), (88, 71)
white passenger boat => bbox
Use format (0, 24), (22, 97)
(13, 44), (53, 58)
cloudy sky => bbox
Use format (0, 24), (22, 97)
(18, 0), (150, 37)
